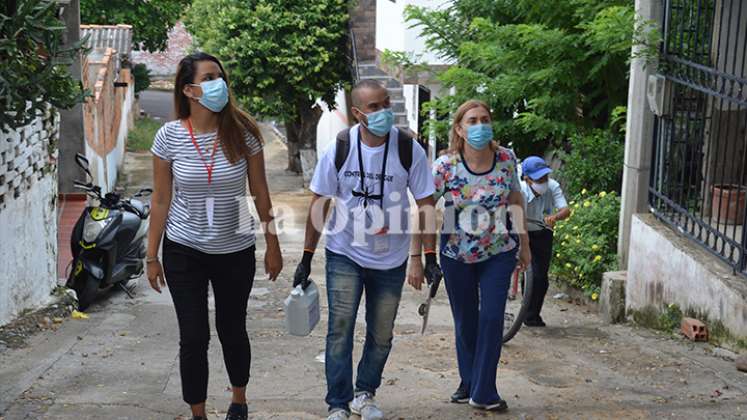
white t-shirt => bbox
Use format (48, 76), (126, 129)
(310, 125), (435, 270)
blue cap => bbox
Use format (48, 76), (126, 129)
(522, 156), (552, 180)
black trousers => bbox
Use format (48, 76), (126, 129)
(526, 229), (553, 322)
(162, 236), (256, 405)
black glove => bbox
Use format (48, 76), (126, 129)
(293, 250), (314, 289)
(424, 253), (443, 287)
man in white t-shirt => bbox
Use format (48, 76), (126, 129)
(293, 80), (440, 420)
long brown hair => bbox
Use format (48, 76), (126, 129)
(174, 52), (263, 164)
(448, 99), (498, 155)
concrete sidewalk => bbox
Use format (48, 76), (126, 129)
(2, 127), (747, 419)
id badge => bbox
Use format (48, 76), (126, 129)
(206, 196), (215, 228)
(373, 227), (389, 254)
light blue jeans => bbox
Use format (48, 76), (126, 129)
(324, 249), (407, 412)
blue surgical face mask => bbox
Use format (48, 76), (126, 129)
(191, 78), (229, 113)
(362, 108), (394, 137)
(465, 123), (493, 150)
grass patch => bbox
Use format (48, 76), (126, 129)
(127, 117), (162, 152)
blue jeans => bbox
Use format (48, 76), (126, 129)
(325, 249), (407, 412)
(441, 249), (517, 404)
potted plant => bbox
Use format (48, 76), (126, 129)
(711, 184), (747, 225)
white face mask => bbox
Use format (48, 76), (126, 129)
(531, 181), (549, 195)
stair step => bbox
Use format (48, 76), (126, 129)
(358, 63), (389, 78)
(359, 75), (402, 89)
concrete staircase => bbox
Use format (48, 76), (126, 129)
(357, 62), (409, 129)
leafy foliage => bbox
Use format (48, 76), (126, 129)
(132, 63), (151, 95)
(1, 0), (86, 131)
(405, 0), (650, 155)
(556, 129), (625, 197)
(80, 0), (190, 52)
(550, 190), (620, 298)
(186, 0), (351, 171)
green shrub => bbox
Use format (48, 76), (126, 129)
(557, 129), (624, 197)
(550, 189), (620, 298)
(132, 63), (151, 95)
(1, 0), (87, 131)
(658, 303), (683, 332)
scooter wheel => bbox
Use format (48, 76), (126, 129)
(71, 273), (99, 311)
(418, 303), (427, 316)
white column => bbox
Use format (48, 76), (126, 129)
(618, 0), (663, 267)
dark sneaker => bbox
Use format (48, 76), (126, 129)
(524, 317), (546, 327)
(450, 382), (469, 404)
(225, 402), (248, 420)
(469, 398), (508, 412)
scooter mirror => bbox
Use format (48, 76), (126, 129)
(135, 188), (153, 197)
(75, 153), (92, 178)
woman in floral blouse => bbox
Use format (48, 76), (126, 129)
(429, 99), (530, 411)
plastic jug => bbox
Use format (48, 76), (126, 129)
(284, 280), (320, 336)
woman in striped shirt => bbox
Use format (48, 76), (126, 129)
(146, 52), (282, 420)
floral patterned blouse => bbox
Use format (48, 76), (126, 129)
(433, 147), (521, 264)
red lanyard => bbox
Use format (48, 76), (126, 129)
(186, 119), (218, 184)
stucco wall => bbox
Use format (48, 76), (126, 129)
(82, 50), (135, 193)
(0, 108), (59, 326)
(627, 213), (747, 336)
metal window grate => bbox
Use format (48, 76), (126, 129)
(650, 0), (747, 274)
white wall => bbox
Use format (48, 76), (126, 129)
(627, 214), (747, 336)
(376, 0), (453, 66)
(316, 90), (350, 157)
(0, 111), (59, 326)
(403, 84), (419, 133)
(84, 82), (135, 194)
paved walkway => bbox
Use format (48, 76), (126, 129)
(2, 128), (747, 419)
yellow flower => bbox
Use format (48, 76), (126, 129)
(564, 234), (570, 240)
(575, 239), (581, 244)
(565, 263), (572, 269)
(574, 266), (580, 272)
(569, 200), (576, 206)
(581, 188), (588, 195)
(562, 241), (567, 246)
(574, 203), (580, 209)
(556, 253), (561, 258)
(591, 244), (600, 251)
(583, 201), (592, 208)
(580, 273), (585, 278)
(594, 255), (602, 262)
(591, 292), (599, 301)
(599, 191), (607, 198)
(572, 226), (579, 231)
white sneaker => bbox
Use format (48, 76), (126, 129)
(350, 392), (384, 420)
(327, 408), (350, 420)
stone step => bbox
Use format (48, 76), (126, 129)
(391, 101), (405, 113)
(359, 75), (402, 89)
(358, 63), (390, 78)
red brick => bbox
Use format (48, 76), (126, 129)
(681, 317), (708, 341)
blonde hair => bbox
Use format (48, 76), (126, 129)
(448, 99), (498, 155)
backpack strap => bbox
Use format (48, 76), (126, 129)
(334, 128), (351, 172)
(397, 128), (415, 172)
(335, 126), (421, 174)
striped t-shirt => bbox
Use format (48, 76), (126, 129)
(151, 120), (263, 254)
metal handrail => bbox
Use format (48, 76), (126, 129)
(348, 22), (360, 82)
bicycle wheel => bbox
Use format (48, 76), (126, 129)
(502, 266), (534, 343)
